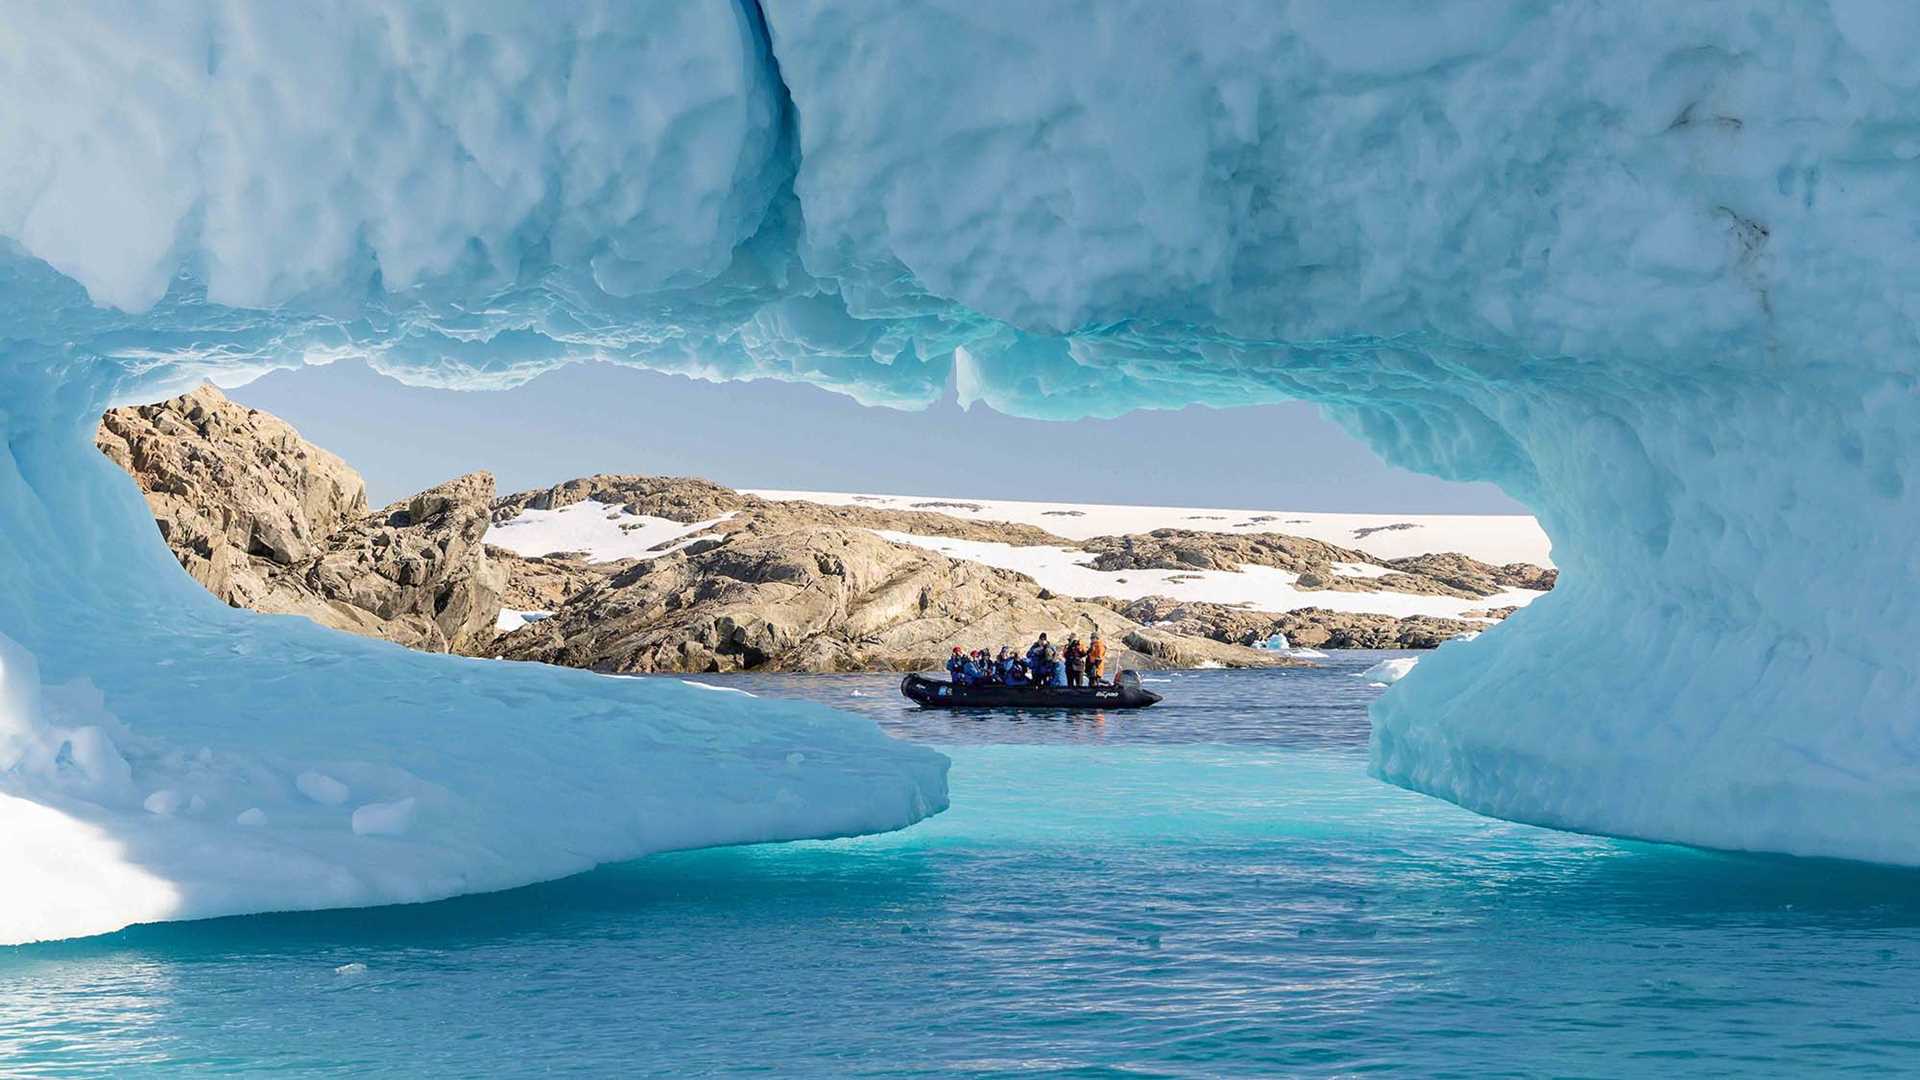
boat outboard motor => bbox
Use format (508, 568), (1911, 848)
(1116, 670), (1142, 692)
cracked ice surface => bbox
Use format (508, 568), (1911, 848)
(2, 1), (1918, 940)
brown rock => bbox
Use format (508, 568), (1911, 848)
(99, 386), (507, 653)
(1102, 595), (1494, 650)
(97, 385), (365, 595)
(1076, 528), (1552, 600)
(487, 523), (1301, 674)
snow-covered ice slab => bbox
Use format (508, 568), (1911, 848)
(0, 609), (945, 945)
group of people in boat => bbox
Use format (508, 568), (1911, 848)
(947, 631), (1108, 689)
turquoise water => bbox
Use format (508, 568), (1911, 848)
(7, 654), (1920, 1076)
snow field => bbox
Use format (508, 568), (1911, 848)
(485, 500), (732, 564)
(752, 490), (1553, 567)
(873, 531), (1542, 621)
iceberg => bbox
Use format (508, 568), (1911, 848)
(1360, 658), (1420, 687)
(1255, 632), (1329, 660)
(0, 615), (944, 945)
(2, 0), (1918, 943)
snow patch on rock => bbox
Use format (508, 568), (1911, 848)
(486, 501), (732, 564)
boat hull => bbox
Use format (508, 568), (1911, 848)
(900, 671), (1162, 710)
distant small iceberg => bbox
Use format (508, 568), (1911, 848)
(1253, 631), (1327, 660)
(1358, 657), (1418, 686)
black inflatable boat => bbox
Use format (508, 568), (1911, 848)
(900, 669), (1163, 710)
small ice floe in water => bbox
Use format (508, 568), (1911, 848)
(1254, 631), (1329, 659)
(1359, 658), (1419, 686)
(786, 752), (806, 767)
(297, 770), (350, 806)
(1195, 660), (1226, 669)
(334, 962), (368, 976)
(351, 797), (417, 837)
(143, 789), (186, 816)
(236, 807), (268, 827)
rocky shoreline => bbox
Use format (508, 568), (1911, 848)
(100, 387), (1554, 676)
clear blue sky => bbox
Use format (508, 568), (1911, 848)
(225, 359), (1525, 513)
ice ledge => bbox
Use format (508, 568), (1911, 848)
(0, 608), (947, 945)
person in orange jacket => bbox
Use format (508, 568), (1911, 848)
(1086, 632), (1107, 685)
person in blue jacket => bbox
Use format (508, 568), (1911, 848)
(1006, 654), (1029, 686)
(969, 649), (995, 684)
(947, 646), (968, 683)
(1026, 634), (1051, 685)
(1048, 642), (1068, 687)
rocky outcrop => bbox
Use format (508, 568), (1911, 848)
(101, 396), (1300, 671)
(1267, 608), (1490, 650)
(1382, 553), (1557, 594)
(103, 390), (1541, 673)
(97, 386), (367, 606)
(492, 550), (608, 613)
(493, 473), (743, 526)
(489, 523), (1297, 673)
(1079, 528), (1552, 599)
(288, 472), (509, 653)
(101, 387), (508, 652)
(1109, 596), (1493, 650)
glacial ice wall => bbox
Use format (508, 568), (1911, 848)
(0, 0), (1917, 940)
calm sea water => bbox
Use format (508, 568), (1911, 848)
(6, 652), (1920, 1077)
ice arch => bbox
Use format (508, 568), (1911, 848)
(2, 1), (1918, 940)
